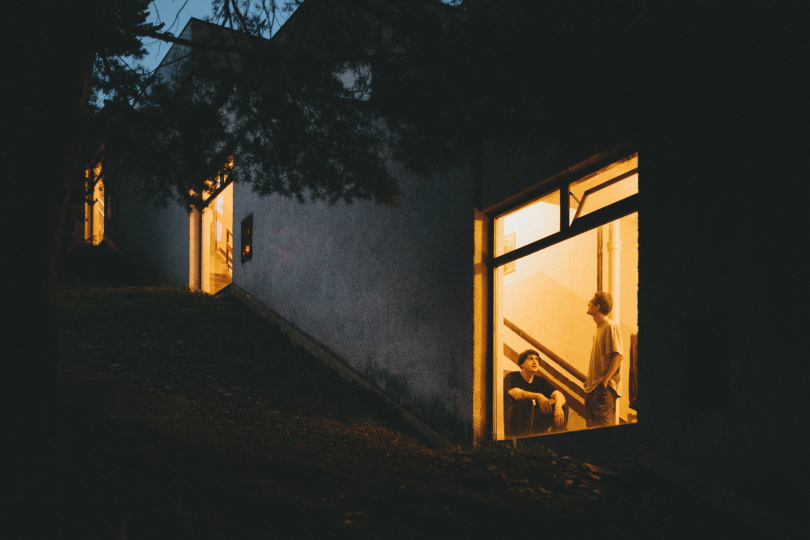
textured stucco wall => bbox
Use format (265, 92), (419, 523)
(233, 163), (476, 442)
(105, 168), (190, 287)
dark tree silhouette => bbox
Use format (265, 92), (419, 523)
(0, 0), (453, 464)
(2, 0), (166, 465)
(100, 0), (461, 211)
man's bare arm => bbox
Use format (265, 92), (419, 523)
(550, 390), (566, 426)
(602, 353), (623, 387)
(550, 390), (565, 407)
(508, 388), (553, 413)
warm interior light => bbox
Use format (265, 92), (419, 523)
(497, 190), (561, 255)
(493, 156), (639, 441)
(85, 163), (105, 245)
(201, 181), (233, 294)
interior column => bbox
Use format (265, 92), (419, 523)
(608, 220), (622, 423)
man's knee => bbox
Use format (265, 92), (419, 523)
(533, 403), (569, 433)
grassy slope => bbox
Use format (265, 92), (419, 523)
(7, 245), (754, 539)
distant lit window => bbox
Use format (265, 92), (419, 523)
(85, 160), (105, 245)
(199, 169), (233, 295)
(241, 215), (253, 263)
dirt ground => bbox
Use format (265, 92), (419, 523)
(6, 246), (755, 539)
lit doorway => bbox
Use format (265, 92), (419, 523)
(201, 182), (233, 294)
(85, 161), (106, 245)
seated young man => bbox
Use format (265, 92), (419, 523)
(504, 349), (568, 438)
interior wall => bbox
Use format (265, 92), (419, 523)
(616, 214), (638, 418)
(502, 235), (596, 376)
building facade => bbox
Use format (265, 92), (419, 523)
(101, 7), (808, 537)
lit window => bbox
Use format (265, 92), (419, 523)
(493, 155), (638, 440)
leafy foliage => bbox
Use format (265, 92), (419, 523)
(86, 0), (167, 115)
(92, 0), (809, 212)
(98, 0), (414, 209)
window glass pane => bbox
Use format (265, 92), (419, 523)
(569, 155), (638, 224)
(496, 190), (560, 257)
(493, 212), (638, 440)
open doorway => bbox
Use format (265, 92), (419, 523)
(493, 155), (638, 440)
(84, 161), (106, 245)
(201, 181), (233, 295)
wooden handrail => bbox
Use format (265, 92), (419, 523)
(503, 318), (587, 382)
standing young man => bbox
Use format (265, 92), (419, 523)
(584, 292), (624, 427)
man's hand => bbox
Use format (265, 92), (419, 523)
(554, 403), (565, 426)
(537, 395), (553, 414)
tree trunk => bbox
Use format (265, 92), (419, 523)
(1, 4), (95, 464)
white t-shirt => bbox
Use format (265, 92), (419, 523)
(584, 318), (624, 394)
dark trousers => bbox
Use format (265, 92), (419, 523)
(584, 384), (617, 428)
(504, 399), (569, 438)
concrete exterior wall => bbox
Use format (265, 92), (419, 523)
(480, 143), (612, 211)
(636, 143), (809, 528)
(232, 163), (477, 441)
(105, 168), (190, 287)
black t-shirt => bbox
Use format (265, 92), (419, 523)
(504, 371), (554, 410)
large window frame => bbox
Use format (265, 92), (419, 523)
(490, 153), (639, 441)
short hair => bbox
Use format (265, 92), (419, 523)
(593, 291), (613, 315)
(517, 349), (540, 367)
